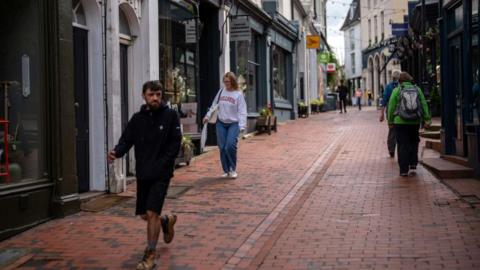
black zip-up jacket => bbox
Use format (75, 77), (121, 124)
(114, 104), (182, 180)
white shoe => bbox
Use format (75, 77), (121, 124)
(221, 173), (229, 178)
(229, 171), (238, 179)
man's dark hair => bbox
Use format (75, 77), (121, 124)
(142, 80), (162, 93)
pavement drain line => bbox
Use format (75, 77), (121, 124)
(223, 129), (345, 270)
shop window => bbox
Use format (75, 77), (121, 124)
(272, 45), (287, 100)
(231, 33), (260, 113)
(159, 0), (198, 133)
(0, 0), (45, 185)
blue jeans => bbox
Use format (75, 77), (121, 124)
(216, 121), (240, 173)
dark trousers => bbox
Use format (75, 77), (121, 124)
(357, 98), (362, 110)
(339, 98), (347, 112)
(395, 124), (420, 173)
(387, 125), (396, 154)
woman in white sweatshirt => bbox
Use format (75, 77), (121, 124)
(203, 72), (247, 178)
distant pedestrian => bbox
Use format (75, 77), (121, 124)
(108, 81), (181, 270)
(337, 81), (348, 113)
(355, 88), (362, 110)
(367, 90), (373, 106)
(387, 72), (431, 177)
(380, 70), (401, 158)
(203, 72), (247, 179)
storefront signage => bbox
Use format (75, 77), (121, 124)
(306, 35), (320, 49)
(326, 63), (336, 73)
(185, 19), (197, 44)
(230, 17), (251, 42)
(317, 52), (330, 64)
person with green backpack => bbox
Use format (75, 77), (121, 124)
(387, 72), (431, 177)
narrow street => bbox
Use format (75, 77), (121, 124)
(2, 108), (480, 270)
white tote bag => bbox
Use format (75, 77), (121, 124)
(208, 89), (223, 124)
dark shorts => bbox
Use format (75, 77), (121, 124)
(136, 178), (171, 215)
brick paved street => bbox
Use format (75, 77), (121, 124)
(2, 108), (480, 270)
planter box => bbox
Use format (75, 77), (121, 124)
(298, 106), (308, 118)
(256, 116), (278, 135)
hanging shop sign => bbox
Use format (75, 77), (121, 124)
(306, 35), (320, 49)
(230, 16), (251, 42)
(185, 19), (197, 44)
(326, 63), (336, 72)
(317, 52), (330, 64)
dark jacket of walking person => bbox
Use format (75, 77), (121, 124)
(380, 70), (400, 157)
(337, 82), (348, 113)
(108, 81), (182, 270)
(203, 72), (247, 179)
(387, 72), (431, 176)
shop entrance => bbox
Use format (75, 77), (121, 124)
(448, 35), (468, 157)
(73, 27), (90, 192)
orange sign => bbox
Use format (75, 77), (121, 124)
(306, 35), (320, 49)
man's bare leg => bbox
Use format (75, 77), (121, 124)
(146, 210), (161, 251)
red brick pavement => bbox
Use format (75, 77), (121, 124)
(1, 108), (480, 270)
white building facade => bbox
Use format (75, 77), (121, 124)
(341, 0), (363, 103)
(360, 0), (408, 103)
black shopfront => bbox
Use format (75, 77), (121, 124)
(439, 0), (480, 174)
(0, 1), (79, 240)
(159, 0), (222, 145)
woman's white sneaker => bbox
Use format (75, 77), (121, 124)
(221, 173), (229, 178)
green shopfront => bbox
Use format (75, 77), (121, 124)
(439, 0), (480, 174)
(0, 1), (79, 240)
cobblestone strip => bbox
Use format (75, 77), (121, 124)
(223, 129), (346, 270)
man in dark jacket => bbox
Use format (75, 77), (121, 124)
(337, 81), (348, 113)
(108, 80), (182, 270)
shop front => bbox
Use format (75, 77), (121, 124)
(0, 0), (78, 240)
(269, 18), (299, 122)
(228, 0), (270, 132)
(159, 0), (201, 137)
(439, 0), (480, 173)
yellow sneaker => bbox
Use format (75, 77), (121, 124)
(136, 249), (156, 270)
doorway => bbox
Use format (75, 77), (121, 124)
(120, 43), (132, 176)
(449, 35), (467, 156)
(73, 27), (90, 193)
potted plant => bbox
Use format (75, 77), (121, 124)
(310, 99), (323, 113)
(257, 105), (277, 134)
(176, 135), (194, 166)
(298, 102), (308, 118)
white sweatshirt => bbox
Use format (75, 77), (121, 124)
(206, 89), (247, 130)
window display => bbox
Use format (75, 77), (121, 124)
(159, 0), (198, 133)
(272, 45), (287, 100)
(0, 0), (45, 185)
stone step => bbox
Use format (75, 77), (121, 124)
(421, 158), (474, 179)
(441, 178), (480, 204)
(441, 155), (470, 167)
(425, 123), (441, 132)
(425, 139), (442, 153)
(420, 130), (441, 139)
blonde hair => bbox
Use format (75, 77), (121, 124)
(223, 72), (239, 90)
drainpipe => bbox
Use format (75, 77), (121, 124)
(102, 0), (110, 193)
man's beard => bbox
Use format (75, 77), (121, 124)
(146, 101), (161, 110)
